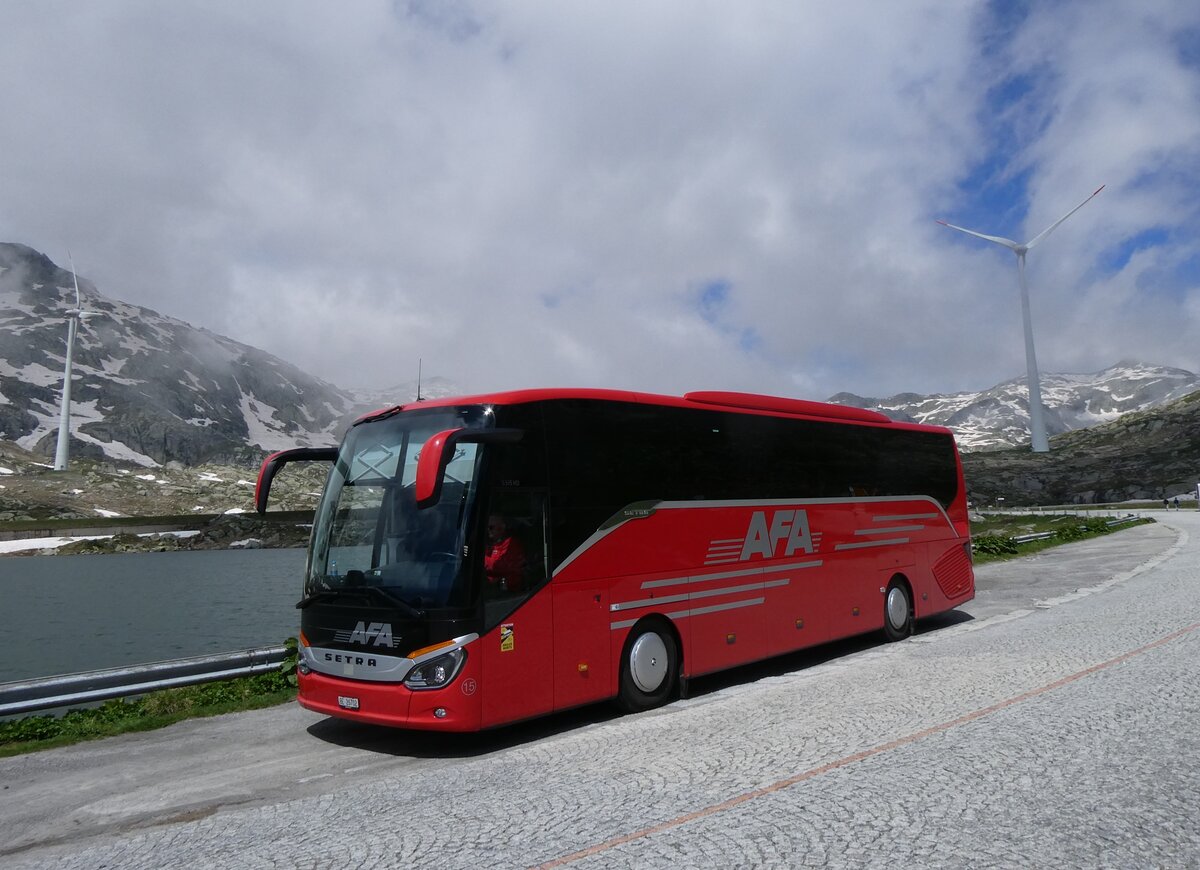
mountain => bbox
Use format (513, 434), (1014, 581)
(829, 362), (1200, 451)
(962, 390), (1200, 506)
(0, 243), (441, 467)
(3, 240), (1195, 493)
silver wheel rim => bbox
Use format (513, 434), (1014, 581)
(886, 586), (909, 630)
(629, 632), (668, 694)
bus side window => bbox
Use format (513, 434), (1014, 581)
(487, 492), (549, 592)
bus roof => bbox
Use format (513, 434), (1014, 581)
(354, 388), (955, 437)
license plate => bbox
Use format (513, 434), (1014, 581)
(337, 696), (360, 710)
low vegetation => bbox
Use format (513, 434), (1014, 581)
(0, 643), (297, 758)
(969, 513), (1155, 564)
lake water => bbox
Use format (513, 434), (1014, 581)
(0, 548), (307, 683)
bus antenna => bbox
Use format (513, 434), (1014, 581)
(416, 358), (424, 402)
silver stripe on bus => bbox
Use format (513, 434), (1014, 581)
(611, 578), (790, 613)
(874, 512), (939, 521)
(683, 577), (787, 607)
(704, 541), (744, 565)
(641, 559), (822, 590)
(855, 525), (925, 535)
(611, 596), (768, 630)
(610, 591), (691, 611)
(834, 538), (910, 550)
(668, 596), (766, 620)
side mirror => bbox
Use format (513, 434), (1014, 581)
(415, 428), (523, 508)
(255, 447), (338, 513)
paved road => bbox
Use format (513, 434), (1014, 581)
(2, 514), (1197, 868)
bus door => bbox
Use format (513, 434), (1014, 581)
(552, 579), (612, 710)
(479, 491), (555, 728)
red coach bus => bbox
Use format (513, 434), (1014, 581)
(256, 389), (974, 731)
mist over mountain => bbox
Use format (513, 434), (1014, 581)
(0, 243), (426, 467)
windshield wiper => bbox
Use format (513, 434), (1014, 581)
(295, 590), (338, 610)
(357, 584), (425, 618)
(295, 585), (425, 618)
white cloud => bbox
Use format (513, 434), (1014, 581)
(0, 1), (1197, 401)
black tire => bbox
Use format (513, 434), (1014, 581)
(617, 620), (679, 713)
(882, 578), (913, 641)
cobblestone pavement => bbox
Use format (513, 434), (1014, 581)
(2, 514), (1198, 868)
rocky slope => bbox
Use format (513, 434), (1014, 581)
(0, 439), (325, 522)
(962, 390), (1200, 506)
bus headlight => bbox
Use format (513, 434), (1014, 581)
(404, 648), (466, 690)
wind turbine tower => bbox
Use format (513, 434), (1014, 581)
(53, 253), (90, 471)
(938, 185), (1104, 452)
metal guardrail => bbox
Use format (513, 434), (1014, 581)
(0, 644), (289, 717)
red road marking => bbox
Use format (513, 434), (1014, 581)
(535, 620), (1200, 868)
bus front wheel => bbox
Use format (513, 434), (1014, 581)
(618, 621), (679, 713)
(883, 578), (913, 641)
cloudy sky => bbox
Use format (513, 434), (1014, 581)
(1, 1), (1198, 400)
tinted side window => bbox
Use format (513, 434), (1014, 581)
(543, 401), (676, 566)
(541, 400), (958, 568)
(872, 428), (959, 507)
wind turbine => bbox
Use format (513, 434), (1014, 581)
(938, 185), (1104, 453)
(53, 252), (91, 471)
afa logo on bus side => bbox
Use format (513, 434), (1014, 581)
(740, 509), (815, 559)
(500, 623), (514, 652)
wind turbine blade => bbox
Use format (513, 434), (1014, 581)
(1024, 184), (1105, 251)
(935, 220), (1020, 250)
(68, 249), (82, 308)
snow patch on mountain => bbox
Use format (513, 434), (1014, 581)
(830, 361), (1200, 451)
(0, 242), (378, 466)
(0, 361), (60, 387)
(237, 387), (311, 453)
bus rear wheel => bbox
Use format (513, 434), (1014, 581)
(618, 621), (679, 713)
(883, 579), (913, 641)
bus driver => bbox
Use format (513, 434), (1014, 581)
(484, 514), (526, 592)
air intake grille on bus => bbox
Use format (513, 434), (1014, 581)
(933, 545), (973, 599)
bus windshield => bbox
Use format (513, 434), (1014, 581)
(306, 406), (490, 610)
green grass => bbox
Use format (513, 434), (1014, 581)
(0, 653), (297, 758)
